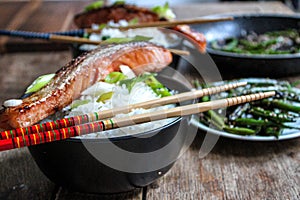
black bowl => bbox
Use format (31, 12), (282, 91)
(28, 75), (197, 194)
(191, 14), (300, 78)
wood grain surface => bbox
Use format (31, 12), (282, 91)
(0, 1), (92, 53)
(0, 1), (299, 200)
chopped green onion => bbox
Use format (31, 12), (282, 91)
(98, 23), (107, 30)
(151, 2), (176, 20)
(119, 73), (154, 92)
(155, 87), (171, 97)
(105, 72), (127, 83)
(144, 76), (163, 89)
(113, 0), (125, 5)
(145, 75), (171, 97)
(102, 35), (152, 44)
(128, 18), (139, 25)
(70, 99), (90, 109)
(85, 0), (104, 12)
(25, 74), (55, 94)
(97, 91), (114, 103)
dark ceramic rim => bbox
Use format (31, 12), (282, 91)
(197, 13), (300, 59)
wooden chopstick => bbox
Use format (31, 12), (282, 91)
(0, 91), (275, 152)
(85, 16), (234, 33)
(0, 29), (189, 56)
(0, 82), (246, 140)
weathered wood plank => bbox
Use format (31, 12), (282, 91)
(0, 3), (27, 29)
(0, 148), (55, 200)
(55, 188), (143, 200)
(143, 134), (300, 200)
(0, 1), (42, 53)
(0, 1), (91, 53)
(0, 51), (72, 103)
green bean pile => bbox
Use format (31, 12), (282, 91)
(196, 78), (300, 137)
(210, 29), (300, 55)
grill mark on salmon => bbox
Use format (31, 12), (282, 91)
(0, 42), (172, 130)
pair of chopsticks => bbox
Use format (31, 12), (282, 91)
(0, 82), (275, 152)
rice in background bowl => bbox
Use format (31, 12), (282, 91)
(73, 20), (181, 56)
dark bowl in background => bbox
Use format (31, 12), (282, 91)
(28, 75), (196, 194)
(191, 14), (300, 78)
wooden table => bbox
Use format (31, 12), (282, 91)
(0, 1), (299, 200)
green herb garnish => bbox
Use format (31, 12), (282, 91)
(98, 23), (107, 30)
(97, 91), (114, 103)
(25, 74), (55, 94)
(128, 18), (139, 25)
(119, 73), (171, 97)
(85, 0), (104, 12)
(119, 73), (154, 92)
(102, 35), (152, 44)
(145, 75), (171, 97)
(105, 72), (127, 83)
(113, 0), (125, 5)
(151, 2), (176, 20)
(70, 99), (91, 109)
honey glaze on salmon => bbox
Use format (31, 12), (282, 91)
(0, 42), (172, 130)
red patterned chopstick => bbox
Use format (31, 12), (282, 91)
(0, 118), (114, 152)
(0, 112), (100, 140)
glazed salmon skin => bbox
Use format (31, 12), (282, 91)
(0, 42), (172, 130)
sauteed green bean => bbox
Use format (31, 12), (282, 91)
(196, 78), (300, 137)
(211, 29), (300, 55)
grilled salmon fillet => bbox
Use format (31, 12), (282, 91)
(0, 42), (172, 130)
(73, 3), (207, 53)
(74, 4), (161, 29)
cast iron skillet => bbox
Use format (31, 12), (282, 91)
(28, 74), (197, 194)
(190, 14), (300, 78)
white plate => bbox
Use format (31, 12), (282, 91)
(190, 116), (300, 141)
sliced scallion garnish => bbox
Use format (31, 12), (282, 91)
(97, 91), (114, 103)
(151, 2), (176, 20)
(85, 0), (104, 12)
(25, 74), (55, 94)
(113, 0), (125, 6)
(70, 99), (91, 109)
(105, 72), (127, 84)
(102, 35), (152, 44)
(119, 73), (154, 92)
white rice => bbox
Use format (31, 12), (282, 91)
(64, 67), (176, 138)
(80, 20), (180, 51)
